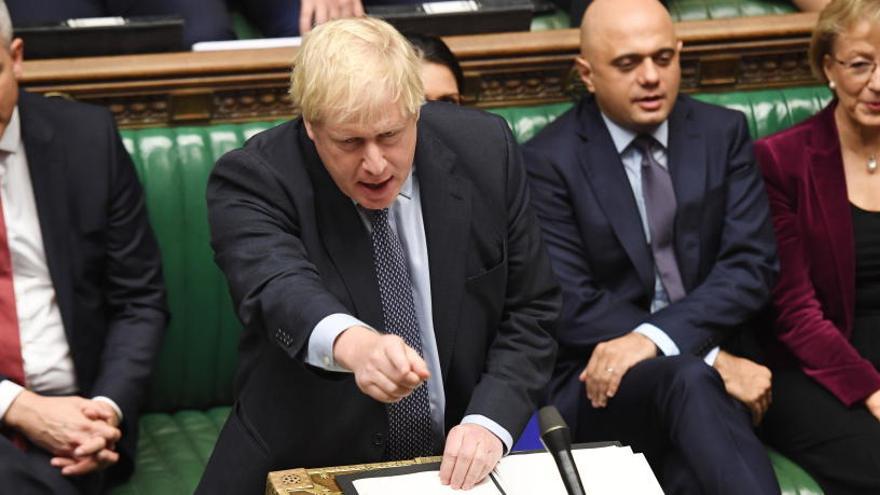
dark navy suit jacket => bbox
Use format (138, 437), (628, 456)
(523, 94), (778, 428)
(204, 103), (560, 477)
(4, 91), (168, 479)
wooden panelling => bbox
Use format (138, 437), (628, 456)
(21, 12), (819, 127)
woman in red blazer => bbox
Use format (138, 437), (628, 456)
(755, 1), (880, 493)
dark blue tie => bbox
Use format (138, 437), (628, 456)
(366, 208), (435, 460)
(634, 135), (686, 303)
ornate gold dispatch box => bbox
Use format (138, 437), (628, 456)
(265, 456), (442, 495)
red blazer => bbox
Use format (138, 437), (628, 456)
(756, 102), (880, 406)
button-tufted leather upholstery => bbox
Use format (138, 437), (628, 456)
(530, 0), (798, 31)
(111, 87), (830, 494)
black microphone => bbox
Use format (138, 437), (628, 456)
(538, 405), (587, 495)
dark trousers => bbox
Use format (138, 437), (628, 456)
(0, 435), (104, 495)
(571, 355), (780, 495)
(761, 315), (880, 495)
(196, 403), (273, 495)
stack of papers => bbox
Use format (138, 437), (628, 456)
(350, 444), (664, 494)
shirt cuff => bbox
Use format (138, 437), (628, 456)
(460, 414), (514, 455)
(0, 380), (24, 424)
(633, 324), (679, 357)
(703, 347), (720, 366)
(305, 313), (371, 372)
(92, 396), (124, 423)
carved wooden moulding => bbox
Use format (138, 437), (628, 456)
(213, 88), (298, 122)
(264, 456), (442, 495)
(21, 13), (820, 127)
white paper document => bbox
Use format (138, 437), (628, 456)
(353, 471), (499, 495)
(191, 37), (301, 51)
(350, 445), (664, 495)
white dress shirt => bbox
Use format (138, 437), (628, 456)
(601, 113), (719, 365)
(304, 170), (514, 452)
(0, 107), (121, 422)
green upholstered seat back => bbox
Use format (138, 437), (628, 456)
(531, 0), (797, 31)
(123, 85), (831, 414)
(695, 86), (833, 138)
(120, 122), (279, 412)
(669, 0), (796, 21)
(491, 85), (832, 143)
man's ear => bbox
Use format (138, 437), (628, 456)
(10, 38), (23, 81)
(574, 56), (595, 93)
(304, 119), (316, 140)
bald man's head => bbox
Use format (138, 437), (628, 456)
(575, 0), (682, 132)
(581, 0), (674, 57)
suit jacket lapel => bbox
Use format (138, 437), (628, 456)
(577, 102), (654, 294)
(808, 105), (854, 333)
(300, 126), (384, 330)
(416, 129), (470, 379)
(19, 94), (75, 337)
(666, 98), (705, 291)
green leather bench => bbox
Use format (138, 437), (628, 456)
(531, 0), (798, 31)
(110, 86), (830, 494)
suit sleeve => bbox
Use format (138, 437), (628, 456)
(756, 138), (880, 406)
(462, 117), (561, 437)
(207, 147), (351, 362)
(523, 146), (649, 353)
(88, 112), (168, 464)
(645, 112), (779, 355)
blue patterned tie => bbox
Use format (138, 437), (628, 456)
(366, 208), (435, 460)
(634, 135), (686, 302)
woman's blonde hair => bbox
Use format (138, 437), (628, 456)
(290, 17), (425, 125)
(810, 0), (880, 82)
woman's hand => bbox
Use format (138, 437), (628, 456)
(866, 390), (880, 421)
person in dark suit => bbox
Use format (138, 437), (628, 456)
(755, 1), (880, 492)
(0, 3), (168, 493)
(197, 16), (559, 494)
(523, 0), (780, 493)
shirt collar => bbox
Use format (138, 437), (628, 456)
(600, 112), (668, 154)
(0, 107), (21, 154)
(398, 167), (414, 200)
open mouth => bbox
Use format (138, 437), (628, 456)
(361, 177), (392, 190)
(636, 95), (664, 110)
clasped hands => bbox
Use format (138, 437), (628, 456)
(5, 390), (121, 476)
(334, 326), (503, 490)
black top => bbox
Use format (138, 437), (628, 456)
(852, 203), (880, 316)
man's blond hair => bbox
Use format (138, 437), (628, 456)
(810, 0), (880, 82)
(290, 17), (424, 125)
